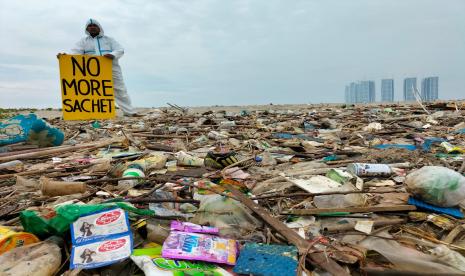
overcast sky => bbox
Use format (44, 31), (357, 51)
(1, 0), (464, 108)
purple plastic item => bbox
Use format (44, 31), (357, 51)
(170, 221), (219, 234)
(162, 231), (237, 265)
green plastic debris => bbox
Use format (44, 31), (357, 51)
(92, 121), (101, 129)
(131, 245), (228, 276)
(323, 154), (338, 162)
(326, 168), (353, 184)
(20, 202), (154, 239)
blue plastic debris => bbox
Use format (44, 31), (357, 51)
(303, 121), (315, 131)
(455, 128), (465, 134)
(422, 137), (447, 152)
(240, 110), (250, 116)
(373, 144), (417, 151)
(323, 154), (338, 162)
(408, 197), (464, 219)
(233, 243), (298, 276)
(272, 132), (324, 142)
(0, 113), (64, 147)
(272, 133), (294, 139)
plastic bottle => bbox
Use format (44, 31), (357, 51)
(176, 151), (204, 167)
(146, 219), (171, 244)
(117, 163), (145, 190)
(0, 160), (24, 171)
(131, 153), (167, 171)
(347, 163), (392, 176)
(40, 177), (87, 196)
(219, 120), (236, 129)
(0, 236), (62, 276)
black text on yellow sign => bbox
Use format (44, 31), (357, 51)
(59, 55), (115, 120)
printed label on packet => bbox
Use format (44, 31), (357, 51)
(162, 231), (237, 265)
(71, 208), (129, 244)
(70, 233), (132, 269)
(170, 221), (219, 234)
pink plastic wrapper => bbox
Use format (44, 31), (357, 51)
(170, 221), (219, 234)
(162, 231), (237, 265)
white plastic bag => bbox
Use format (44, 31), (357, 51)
(405, 166), (465, 207)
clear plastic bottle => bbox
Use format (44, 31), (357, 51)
(117, 163), (145, 190)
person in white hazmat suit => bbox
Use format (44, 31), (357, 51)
(59, 19), (138, 116)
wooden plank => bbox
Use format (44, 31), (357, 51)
(282, 205), (416, 215)
(225, 184), (349, 276)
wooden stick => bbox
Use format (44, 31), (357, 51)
(126, 198), (199, 204)
(0, 144), (71, 158)
(252, 189), (405, 200)
(132, 133), (190, 139)
(323, 218), (406, 233)
(282, 205), (416, 215)
(0, 164), (93, 180)
(0, 138), (123, 163)
(380, 115), (425, 122)
(225, 184), (349, 276)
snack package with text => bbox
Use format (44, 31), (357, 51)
(162, 231), (237, 265)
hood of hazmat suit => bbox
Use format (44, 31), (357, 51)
(85, 18), (104, 37)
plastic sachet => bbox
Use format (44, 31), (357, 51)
(131, 245), (233, 276)
(170, 221), (219, 235)
(162, 231), (237, 265)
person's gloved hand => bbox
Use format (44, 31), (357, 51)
(204, 151), (238, 169)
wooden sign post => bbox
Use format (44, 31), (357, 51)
(58, 55), (115, 120)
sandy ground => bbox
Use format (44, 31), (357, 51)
(14, 104), (319, 119)
(9, 100), (464, 119)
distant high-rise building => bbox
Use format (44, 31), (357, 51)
(358, 81), (375, 103)
(344, 85), (349, 103)
(381, 79), (394, 102)
(421, 76), (439, 102)
(403, 78), (417, 101)
(349, 82), (357, 103)
(344, 81), (375, 104)
(344, 82), (357, 104)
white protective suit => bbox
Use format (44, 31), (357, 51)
(71, 19), (135, 115)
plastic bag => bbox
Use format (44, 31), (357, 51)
(430, 245), (465, 272)
(359, 231), (463, 274)
(405, 166), (465, 207)
(192, 195), (261, 239)
(0, 237), (62, 276)
(0, 114), (64, 147)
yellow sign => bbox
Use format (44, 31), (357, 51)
(58, 55), (115, 120)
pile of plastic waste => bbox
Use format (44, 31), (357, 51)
(1, 101), (465, 275)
